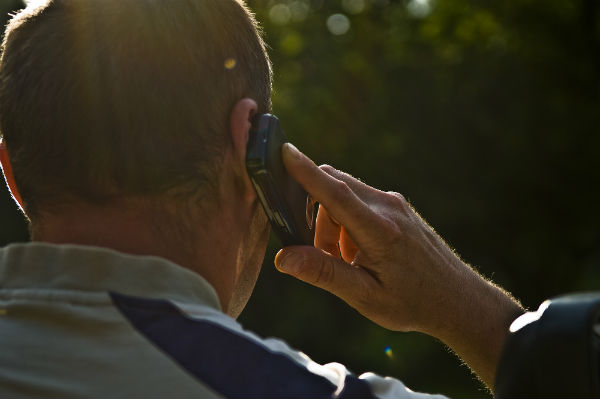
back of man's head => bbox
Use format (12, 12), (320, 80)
(0, 0), (272, 221)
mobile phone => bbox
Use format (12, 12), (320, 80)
(246, 114), (316, 247)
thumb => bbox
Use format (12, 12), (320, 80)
(275, 246), (375, 305)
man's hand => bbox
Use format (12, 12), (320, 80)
(275, 143), (524, 389)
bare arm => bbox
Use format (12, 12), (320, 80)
(275, 143), (524, 389)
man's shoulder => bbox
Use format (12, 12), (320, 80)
(111, 292), (448, 399)
(111, 292), (376, 398)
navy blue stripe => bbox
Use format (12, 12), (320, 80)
(110, 292), (375, 399)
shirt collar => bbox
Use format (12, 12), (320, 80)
(0, 242), (221, 311)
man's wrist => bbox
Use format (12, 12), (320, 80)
(418, 258), (524, 388)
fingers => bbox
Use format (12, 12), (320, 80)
(318, 165), (384, 204)
(282, 143), (381, 244)
(314, 204), (341, 258)
(339, 226), (359, 263)
(275, 246), (376, 307)
(315, 205), (358, 262)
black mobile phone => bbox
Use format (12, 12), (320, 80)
(246, 114), (316, 247)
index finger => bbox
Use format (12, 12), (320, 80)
(319, 165), (386, 204)
(282, 143), (382, 243)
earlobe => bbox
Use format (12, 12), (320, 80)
(0, 140), (25, 211)
(229, 98), (258, 202)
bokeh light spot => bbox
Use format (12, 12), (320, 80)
(224, 58), (237, 70)
(342, 0), (366, 14)
(370, 0), (390, 6)
(407, 0), (432, 18)
(280, 32), (304, 56)
(327, 14), (351, 35)
(342, 0), (366, 15)
(290, 0), (310, 22)
(269, 3), (292, 25)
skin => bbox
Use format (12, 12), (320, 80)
(0, 98), (269, 319)
(275, 143), (524, 389)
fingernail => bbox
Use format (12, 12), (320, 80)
(282, 142), (301, 162)
(275, 249), (301, 274)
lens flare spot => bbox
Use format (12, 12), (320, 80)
(384, 346), (393, 359)
(224, 58), (237, 70)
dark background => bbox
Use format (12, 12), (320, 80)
(1, 0), (599, 397)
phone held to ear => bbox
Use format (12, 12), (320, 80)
(246, 114), (316, 247)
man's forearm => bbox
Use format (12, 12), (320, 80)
(423, 258), (524, 389)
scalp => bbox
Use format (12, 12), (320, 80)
(0, 0), (272, 220)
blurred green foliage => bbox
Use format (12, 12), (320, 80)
(1, 0), (599, 397)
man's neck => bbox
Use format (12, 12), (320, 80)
(33, 198), (241, 313)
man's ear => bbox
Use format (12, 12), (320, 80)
(229, 98), (258, 202)
(0, 139), (25, 212)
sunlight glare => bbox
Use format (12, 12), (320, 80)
(24, 0), (48, 7)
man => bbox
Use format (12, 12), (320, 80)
(0, 0), (524, 397)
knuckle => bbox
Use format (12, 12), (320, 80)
(384, 191), (411, 218)
(319, 164), (337, 175)
(385, 191), (407, 206)
(332, 180), (352, 199)
(320, 164), (352, 183)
